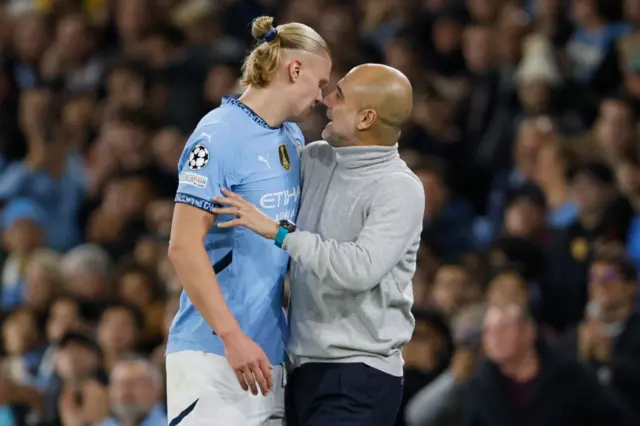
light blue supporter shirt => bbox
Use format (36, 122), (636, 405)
(166, 96), (304, 365)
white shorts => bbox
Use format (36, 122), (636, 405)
(166, 351), (285, 426)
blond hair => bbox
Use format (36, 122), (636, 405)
(241, 16), (330, 88)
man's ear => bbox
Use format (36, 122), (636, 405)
(288, 60), (302, 83)
(356, 109), (377, 131)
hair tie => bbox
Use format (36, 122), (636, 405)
(263, 27), (278, 42)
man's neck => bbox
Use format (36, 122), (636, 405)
(500, 349), (539, 382)
(239, 86), (290, 128)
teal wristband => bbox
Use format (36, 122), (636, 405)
(274, 226), (289, 248)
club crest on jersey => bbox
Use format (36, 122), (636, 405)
(188, 144), (209, 170)
(278, 144), (291, 171)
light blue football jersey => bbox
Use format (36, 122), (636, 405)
(167, 96), (304, 365)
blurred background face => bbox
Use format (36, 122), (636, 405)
(2, 219), (43, 255)
(504, 198), (545, 238)
(462, 27), (494, 73)
(55, 342), (99, 382)
(571, 0), (596, 24)
(596, 100), (634, 153)
(13, 14), (49, 64)
(571, 174), (610, 213)
(483, 306), (530, 364)
(118, 271), (152, 309)
(431, 265), (470, 315)
(145, 199), (174, 236)
(24, 262), (57, 311)
(107, 69), (145, 108)
(467, 0), (501, 23)
(116, 0), (153, 42)
(55, 15), (92, 63)
(588, 261), (633, 312)
(616, 162), (640, 196)
(62, 95), (96, 132)
(47, 299), (80, 342)
(432, 18), (462, 54)
(110, 361), (158, 420)
(100, 121), (148, 161)
(98, 308), (139, 354)
(624, 0), (640, 22)
(486, 273), (529, 309)
(102, 177), (152, 219)
(134, 237), (168, 268)
(63, 266), (105, 301)
(3, 310), (38, 355)
(537, 0), (563, 17)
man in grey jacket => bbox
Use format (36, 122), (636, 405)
(212, 63), (425, 426)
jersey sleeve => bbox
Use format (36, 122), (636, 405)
(174, 130), (236, 213)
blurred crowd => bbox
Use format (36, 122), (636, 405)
(0, 0), (640, 425)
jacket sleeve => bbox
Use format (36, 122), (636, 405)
(282, 173), (425, 293)
(405, 372), (462, 426)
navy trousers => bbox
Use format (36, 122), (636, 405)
(285, 362), (403, 426)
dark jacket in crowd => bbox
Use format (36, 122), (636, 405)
(557, 313), (640, 425)
(462, 343), (632, 426)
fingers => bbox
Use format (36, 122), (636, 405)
(217, 219), (243, 228)
(251, 364), (269, 396)
(221, 188), (243, 199)
(243, 367), (259, 396)
(214, 196), (242, 208)
(259, 358), (274, 393)
(235, 370), (249, 392)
